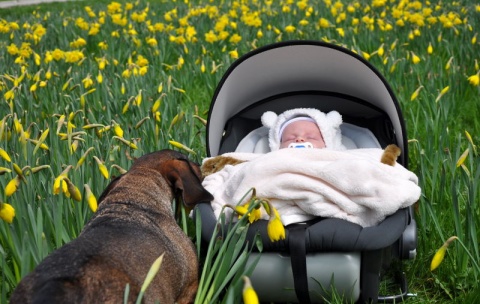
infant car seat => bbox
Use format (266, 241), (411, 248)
(195, 41), (417, 303)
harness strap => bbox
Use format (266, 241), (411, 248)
(289, 225), (311, 304)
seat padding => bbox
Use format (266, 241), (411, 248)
(195, 203), (409, 252)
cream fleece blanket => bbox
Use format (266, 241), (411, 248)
(202, 149), (421, 227)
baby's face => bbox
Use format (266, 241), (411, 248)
(280, 120), (325, 149)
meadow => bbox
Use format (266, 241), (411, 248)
(0, 0), (479, 303)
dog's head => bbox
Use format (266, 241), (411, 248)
(102, 149), (213, 208)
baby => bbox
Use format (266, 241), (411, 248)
(202, 108), (347, 177)
(261, 108), (347, 151)
(279, 117), (326, 149)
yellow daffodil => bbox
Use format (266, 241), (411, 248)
(411, 52), (421, 64)
(464, 130), (477, 154)
(135, 90), (143, 106)
(318, 18), (329, 28)
(267, 209), (285, 242)
(435, 86), (450, 103)
(377, 44), (385, 56)
(82, 75), (94, 89)
(410, 85), (423, 101)
(467, 73), (480, 86)
(445, 56), (454, 70)
(431, 236), (458, 271)
(151, 98), (162, 113)
(53, 165), (72, 194)
(53, 175), (65, 195)
(242, 276), (259, 304)
(257, 29), (263, 39)
(154, 111), (161, 123)
(235, 205), (248, 215)
(285, 25), (296, 33)
(30, 82), (38, 92)
(97, 71), (103, 84)
(113, 122), (124, 138)
(235, 203), (261, 224)
(5, 176), (21, 197)
(0, 148), (12, 162)
(93, 156), (109, 179)
(84, 184), (98, 212)
(229, 49), (239, 59)
(76, 147), (94, 169)
(0, 203), (15, 223)
(4, 89), (15, 101)
(456, 148), (469, 167)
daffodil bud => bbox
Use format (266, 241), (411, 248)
(31, 165), (50, 174)
(84, 184), (98, 212)
(456, 149), (469, 168)
(151, 98), (162, 113)
(113, 136), (138, 150)
(113, 123), (124, 138)
(0, 203), (15, 223)
(0, 148), (11, 162)
(64, 178), (82, 202)
(5, 176), (21, 197)
(53, 175), (66, 195)
(267, 216), (285, 242)
(111, 164), (127, 174)
(168, 140), (195, 154)
(56, 115), (66, 135)
(431, 236), (458, 271)
(242, 276), (259, 304)
(0, 167), (12, 175)
(76, 147), (95, 169)
(135, 117), (150, 129)
(93, 156), (109, 179)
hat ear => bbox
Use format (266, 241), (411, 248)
(326, 111), (342, 128)
(261, 111), (278, 128)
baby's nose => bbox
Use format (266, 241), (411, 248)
(295, 137), (305, 142)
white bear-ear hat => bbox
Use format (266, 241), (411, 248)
(261, 108), (346, 151)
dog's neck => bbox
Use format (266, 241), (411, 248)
(100, 170), (176, 217)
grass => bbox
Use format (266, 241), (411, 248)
(0, 0), (479, 302)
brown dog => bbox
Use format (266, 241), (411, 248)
(10, 149), (213, 304)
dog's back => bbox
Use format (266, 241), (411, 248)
(10, 150), (213, 304)
(10, 224), (144, 303)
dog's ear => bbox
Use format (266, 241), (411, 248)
(97, 174), (125, 204)
(163, 159), (213, 207)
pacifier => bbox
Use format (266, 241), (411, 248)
(288, 142), (314, 149)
